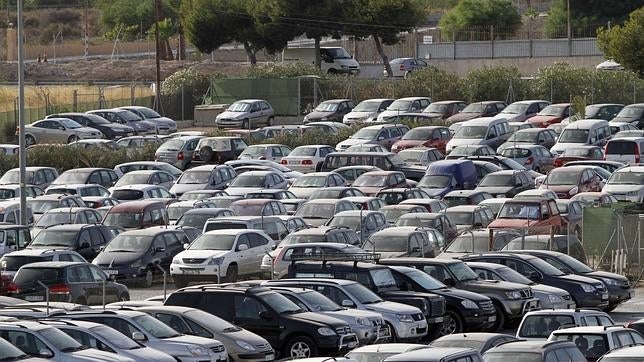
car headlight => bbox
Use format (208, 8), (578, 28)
(548, 294), (563, 303)
(235, 340), (256, 351)
(186, 345), (206, 357)
(626, 191), (638, 196)
(569, 186), (579, 195)
(354, 317), (370, 326)
(317, 327), (336, 336)
(396, 314), (414, 322)
(581, 284), (596, 292)
(601, 278), (618, 286)
(391, 145), (399, 150)
(505, 291), (522, 300)
(460, 299), (479, 309)
(172, 257), (182, 265)
(208, 256), (224, 265)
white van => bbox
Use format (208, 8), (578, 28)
(551, 119), (611, 155)
(604, 137), (644, 164)
(282, 46), (360, 75)
(445, 117), (511, 153)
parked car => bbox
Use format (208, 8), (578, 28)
(216, 99), (275, 128)
(497, 128), (557, 153)
(22, 118), (103, 146)
(280, 145), (336, 173)
(289, 172), (347, 198)
(304, 99), (356, 124)
(238, 144), (292, 162)
(114, 161), (183, 178)
(553, 146), (604, 168)
(353, 171), (409, 196)
(363, 227), (436, 257)
(494, 100), (549, 123)
(224, 170), (289, 197)
(446, 117), (511, 153)
(119, 106), (177, 134)
(0, 166), (58, 189)
(154, 135), (204, 170)
(389, 347), (482, 362)
(49, 112), (135, 139)
(483, 340), (585, 362)
(343, 98), (394, 125)
(112, 169), (176, 190)
(376, 188), (432, 206)
(51, 168), (119, 189)
(346, 343), (429, 362)
(169, 164), (237, 196)
(87, 109), (156, 135)
(551, 120), (611, 155)
(384, 58), (428, 78)
(418, 160), (478, 198)
(28, 224), (119, 261)
(527, 103), (571, 127)
(444, 205), (495, 232)
(30, 206), (102, 238)
(516, 309), (614, 341)
(102, 200), (168, 230)
(422, 101), (468, 120)
(192, 136), (248, 164)
(446, 101), (506, 124)
(396, 148), (444, 167)
(430, 333), (519, 354)
(442, 190), (493, 207)
(604, 137), (644, 164)
(438, 229), (520, 257)
(377, 97), (432, 123)
(602, 165), (644, 203)
(294, 199), (357, 226)
(325, 210), (389, 241)
(394, 212), (455, 243)
(549, 326), (644, 361)
(585, 103), (625, 121)
(109, 184), (172, 201)
(500, 146), (556, 173)
(611, 103), (644, 128)
(599, 345), (644, 362)
(309, 186), (365, 200)
(488, 199), (563, 234)
(609, 121), (638, 135)
(475, 170), (534, 198)
(541, 166), (603, 199)
(379, 205), (426, 225)
(336, 124), (409, 151)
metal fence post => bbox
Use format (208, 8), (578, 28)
(130, 85), (135, 105)
(181, 83), (185, 122)
(155, 264), (167, 301)
(102, 278), (106, 309)
(490, 25), (494, 59)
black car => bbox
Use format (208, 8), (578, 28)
(464, 155), (527, 172)
(474, 170), (534, 198)
(28, 224), (120, 261)
(48, 113), (135, 139)
(10, 261), (129, 305)
(303, 99), (356, 124)
(165, 285), (359, 358)
(387, 265), (496, 336)
(511, 250), (633, 311)
(458, 253), (610, 309)
(92, 228), (193, 287)
(379, 258), (539, 331)
(287, 260), (446, 340)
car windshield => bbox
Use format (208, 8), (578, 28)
(556, 254), (593, 273)
(184, 310), (240, 333)
(189, 234), (236, 250)
(351, 128), (379, 140)
(292, 175), (327, 187)
(353, 175), (387, 187)
(353, 101), (383, 112)
(0, 338), (29, 359)
(462, 103), (486, 113)
(387, 100), (412, 111)
(114, 173), (153, 187)
(176, 213), (215, 228)
(55, 171), (91, 184)
(118, 110), (141, 121)
(418, 175), (451, 188)
(454, 126), (488, 139)
(616, 106), (644, 118)
(105, 235), (152, 252)
(258, 292), (304, 314)
(299, 291), (342, 312)
(447, 262), (479, 282)
(402, 268), (445, 290)
(546, 170), (581, 185)
(446, 235), (488, 253)
(229, 174), (266, 187)
(30, 230), (78, 247)
(484, 352), (542, 362)
(558, 129), (589, 143)
(91, 325), (140, 350)
(40, 326), (85, 352)
(0, 170), (33, 184)
(295, 203), (335, 219)
(178, 171), (211, 184)
(167, 206), (192, 220)
(398, 150), (425, 162)
(608, 171), (644, 185)
(496, 266), (533, 284)
(368, 235), (409, 252)
(502, 103), (529, 114)
(479, 174), (513, 187)
(344, 283), (383, 304)
(401, 128), (433, 140)
(314, 102), (339, 112)
(518, 315), (575, 338)
(538, 105), (566, 116)
(132, 315), (181, 338)
(227, 102), (251, 112)
(136, 108), (161, 118)
(425, 104), (449, 113)
(497, 203), (540, 219)
(325, 48), (351, 59)
(327, 216), (361, 230)
(289, 147), (317, 157)
(158, 139), (184, 151)
(450, 146), (480, 156)
(509, 131), (539, 142)
(34, 212), (72, 228)
(59, 119), (83, 129)
(445, 211), (473, 225)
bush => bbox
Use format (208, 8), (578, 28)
(401, 67), (462, 100)
(458, 65), (529, 102)
(244, 62), (326, 79)
(258, 126), (359, 149)
(531, 63), (592, 103)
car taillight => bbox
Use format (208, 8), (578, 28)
(399, 64), (405, 71)
(14, 127), (19, 135)
(177, 151), (184, 161)
(280, 159), (287, 165)
(274, 247), (286, 268)
(525, 157), (533, 165)
(554, 158), (563, 167)
(302, 160), (313, 165)
(49, 284), (71, 295)
(2, 276), (19, 294)
(192, 152), (197, 160)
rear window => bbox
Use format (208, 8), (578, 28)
(204, 222), (247, 232)
(606, 140), (638, 154)
(518, 315), (575, 338)
(111, 190), (144, 200)
(0, 255), (51, 271)
(14, 267), (64, 287)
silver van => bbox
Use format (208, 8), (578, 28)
(446, 117), (511, 153)
(551, 119), (611, 155)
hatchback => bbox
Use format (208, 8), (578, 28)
(238, 144), (292, 162)
(498, 128), (557, 152)
(500, 146), (556, 173)
(112, 170), (176, 190)
(48, 112), (135, 139)
(446, 101), (506, 124)
(154, 135), (204, 170)
(119, 106), (177, 134)
(294, 198), (357, 226)
(0, 166), (58, 189)
(495, 100), (550, 123)
(303, 99), (356, 124)
(343, 98), (394, 125)
(397, 148), (444, 167)
(169, 164), (237, 196)
(377, 97), (432, 122)
(541, 166), (603, 198)
(87, 109), (156, 135)
(280, 145), (336, 173)
(288, 172), (347, 198)
(28, 224), (119, 262)
(335, 124), (409, 151)
(193, 136), (248, 164)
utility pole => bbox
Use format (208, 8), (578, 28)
(84, 0), (88, 58)
(153, 0), (162, 113)
(17, 0), (26, 225)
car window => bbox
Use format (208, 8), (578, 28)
(234, 295), (266, 320)
(97, 317), (140, 338)
(1, 330), (50, 356)
(615, 331), (635, 346)
(156, 313), (191, 334)
(248, 232), (269, 248)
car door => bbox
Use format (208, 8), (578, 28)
(270, 146), (283, 162)
(249, 102), (262, 127)
(247, 231), (272, 269)
(88, 264), (119, 303)
(231, 294), (282, 346)
(233, 233), (253, 275)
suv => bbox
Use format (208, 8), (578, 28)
(483, 340), (586, 362)
(28, 224), (120, 261)
(287, 260), (446, 339)
(57, 309), (226, 362)
(171, 229), (277, 286)
(459, 253), (609, 309)
(363, 227), (436, 258)
(165, 285), (358, 358)
(0, 249), (86, 279)
(93, 228), (190, 287)
(517, 309), (615, 341)
(11, 261), (129, 305)
(379, 258), (539, 331)
(548, 326), (644, 361)
(262, 278), (427, 343)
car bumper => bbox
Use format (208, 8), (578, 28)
(317, 333), (359, 355)
(575, 291), (610, 308)
(387, 318), (428, 341)
(500, 298), (540, 319)
(462, 308), (497, 331)
(234, 349), (275, 362)
(286, 164), (317, 173)
(170, 264), (225, 282)
(607, 286), (634, 307)
(102, 267), (146, 283)
(353, 324), (391, 345)
(216, 119), (244, 128)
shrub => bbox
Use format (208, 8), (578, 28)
(244, 62), (326, 79)
(400, 67), (462, 100)
(458, 65), (529, 102)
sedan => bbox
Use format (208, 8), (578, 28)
(303, 99), (355, 124)
(280, 145), (335, 173)
(23, 118), (103, 146)
(215, 99), (275, 128)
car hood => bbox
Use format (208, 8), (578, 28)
(345, 111), (377, 120)
(544, 184), (576, 193)
(529, 115), (561, 125)
(366, 300), (420, 314)
(224, 187), (264, 196)
(73, 127), (103, 135)
(583, 270), (629, 283)
(464, 279), (529, 292)
(424, 112), (446, 119)
(434, 287), (492, 303)
(379, 110), (409, 119)
(71, 349), (135, 362)
(496, 113), (524, 122)
(301, 217), (329, 227)
(447, 113), (479, 123)
(531, 283), (569, 296)
(488, 219), (538, 228)
(178, 249), (230, 260)
(164, 334), (220, 348)
(93, 251), (146, 266)
(288, 187), (319, 199)
(558, 273), (604, 286)
(602, 184), (644, 193)
(447, 138), (483, 149)
(104, 123), (135, 132)
(225, 328), (272, 348)
(125, 346), (176, 362)
(169, 183), (210, 195)
(290, 311), (347, 327)
(336, 138), (368, 149)
(393, 140), (425, 149)
(217, 111), (249, 120)
(306, 111), (336, 121)
(154, 117), (177, 126)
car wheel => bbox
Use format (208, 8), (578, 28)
(174, 276), (188, 288)
(143, 269), (154, 288)
(67, 135), (77, 143)
(440, 310), (464, 336)
(490, 303), (505, 332)
(404, 71), (411, 79)
(241, 119), (249, 129)
(75, 296), (87, 305)
(327, 69), (337, 75)
(284, 336), (317, 359)
(385, 322), (398, 342)
(119, 293), (130, 301)
(267, 117), (274, 126)
(25, 135), (36, 147)
(225, 263), (238, 283)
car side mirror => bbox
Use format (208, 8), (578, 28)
(58, 126), (65, 131)
(341, 299), (355, 308)
(183, 243), (190, 250)
(377, 136), (385, 141)
(80, 242), (90, 249)
(132, 331), (146, 341)
(238, 244), (249, 251)
(154, 247), (165, 253)
(443, 277), (456, 287)
(38, 349), (53, 358)
(259, 311), (274, 320)
(271, 244), (277, 250)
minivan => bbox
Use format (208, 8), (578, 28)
(604, 137), (644, 164)
(445, 117), (511, 153)
(551, 119), (611, 155)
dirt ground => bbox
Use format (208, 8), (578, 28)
(0, 59), (250, 83)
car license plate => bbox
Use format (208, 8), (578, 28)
(25, 295), (44, 302)
(182, 269), (200, 275)
(488, 316), (497, 322)
(104, 270), (118, 276)
(290, 160), (301, 164)
(434, 317), (444, 323)
(264, 354), (274, 361)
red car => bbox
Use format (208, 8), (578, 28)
(527, 103), (571, 128)
(540, 166), (603, 199)
(488, 199), (564, 235)
(553, 146), (604, 168)
(390, 126), (451, 154)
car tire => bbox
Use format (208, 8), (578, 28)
(267, 117), (274, 126)
(119, 293), (130, 301)
(174, 276), (188, 288)
(575, 225), (582, 240)
(25, 135), (36, 147)
(385, 322), (398, 342)
(225, 263), (238, 283)
(490, 303), (505, 332)
(284, 336), (318, 359)
(440, 310), (464, 336)
(67, 135), (77, 143)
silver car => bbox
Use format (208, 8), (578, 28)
(216, 100), (275, 129)
(155, 135), (205, 170)
(120, 106), (178, 135)
(138, 306), (275, 362)
(499, 145), (555, 173)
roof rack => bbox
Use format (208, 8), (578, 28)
(289, 252), (381, 267)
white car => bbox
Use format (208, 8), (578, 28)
(548, 326), (644, 358)
(171, 229), (277, 286)
(238, 144), (292, 162)
(601, 166), (644, 203)
(343, 99), (394, 125)
(280, 145), (336, 173)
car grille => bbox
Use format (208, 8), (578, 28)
(412, 313), (424, 321)
(183, 258), (207, 264)
(255, 343), (272, 351)
(520, 289), (534, 299)
(416, 327), (427, 335)
(479, 301), (495, 313)
(621, 280), (631, 289)
(211, 345), (225, 353)
(335, 326), (352, 335)
(371, 319), (383, 327)
(431, 299), (446, 317)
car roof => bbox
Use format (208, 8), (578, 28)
(267, 278), (356, 285)
(20, 261), (86, 268)
(600, 345), (644, 357)
(371, 227), (420, 236)
(435, 332), (511, 341)
(386, 348), (476, 361)
(6, 248), (78, 257)
(564, 119), (608, 128)
(380, 257), (460, 265)
(446, 205), (486, 212)
(487, 340), (573, 351)
(551, 326), (628, 334)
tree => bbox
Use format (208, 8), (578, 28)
(545, 0), (642, 37)
(97, 0), (178, 41)
(597, 7), (644, 76)
(438, 0), (521, 40)
(345, 0), (426, 77)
